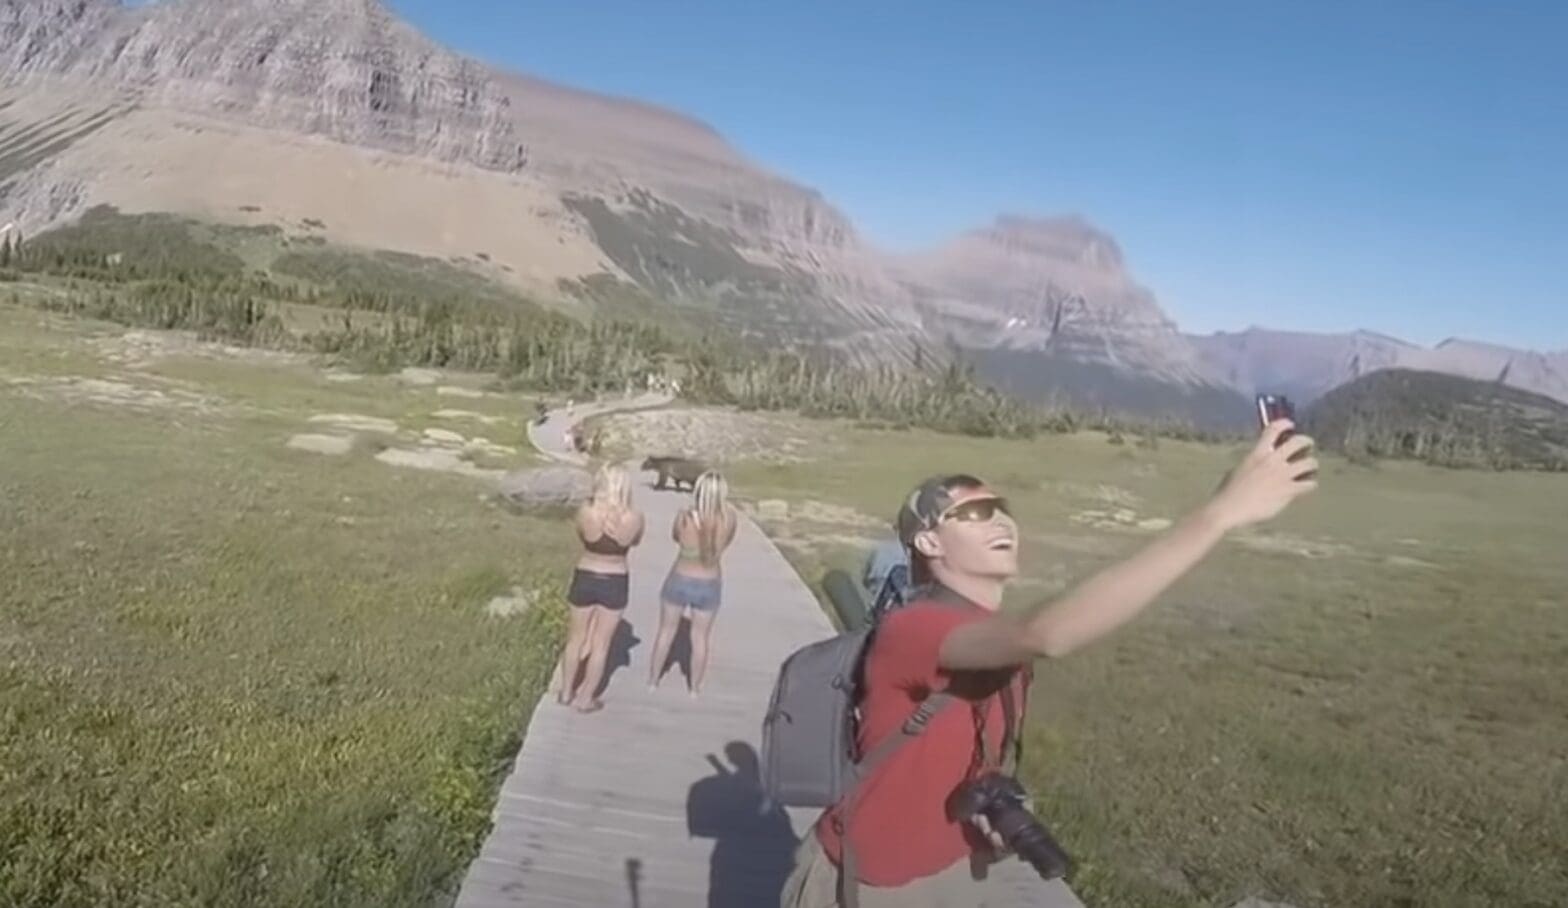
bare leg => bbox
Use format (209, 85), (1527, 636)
(548, 654), (564, 696)
(548, 628), (587, 696)
(688, 608), (717, 697)
(571, 606), (622, 711)
(647, 602), (684, 689)
(549, 633), (590, 696)
(558, 606), (596, 705)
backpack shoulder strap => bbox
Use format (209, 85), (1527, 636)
(855, 691), (956, 779)
(834, 691), (960, 908)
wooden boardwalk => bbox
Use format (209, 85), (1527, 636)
(454, 396), (1084, 907)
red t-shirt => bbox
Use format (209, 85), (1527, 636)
(814, 598), (1028, 887)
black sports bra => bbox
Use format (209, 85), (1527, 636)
(584, 532), (630, 556)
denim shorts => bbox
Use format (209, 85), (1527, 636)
(661, 571), (722, 612)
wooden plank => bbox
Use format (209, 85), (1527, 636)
(453, 397), (1084, 908)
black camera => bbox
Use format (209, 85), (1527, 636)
(945, 772), (1072, 881)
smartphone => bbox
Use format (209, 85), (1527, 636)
(1256, 393), (1314, 476)
(1256, 393), (1298, 448)
(1255, 393), (1295, 433)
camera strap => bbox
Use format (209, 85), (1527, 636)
(998, 666), (1032, 775)
(972, 667), (1030, 777)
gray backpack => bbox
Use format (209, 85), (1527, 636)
(765, 599), (1034, 903)
(760, 621), (958, 808)
(761, 613), (1027, 908)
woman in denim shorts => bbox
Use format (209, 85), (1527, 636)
(648, 470), (737, 697)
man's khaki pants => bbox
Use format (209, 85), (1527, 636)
(780, 833), (1019, 908)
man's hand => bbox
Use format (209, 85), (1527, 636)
(1204, 419), (1319, 532)
(971, 812), (1009, 857)
(969, 796), (1033, 859)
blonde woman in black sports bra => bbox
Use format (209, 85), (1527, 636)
(554, 463), (644, 712)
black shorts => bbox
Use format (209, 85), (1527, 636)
(567, 569), (629, 610)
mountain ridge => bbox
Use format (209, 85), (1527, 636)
(1304, 367), (1568, 470)
(2, 0), (1560, 414)
(1189, 327), (1568, 406)
(0, 0), (934, 367)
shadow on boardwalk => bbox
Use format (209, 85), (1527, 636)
(561, 619), (644, 700)
(686, 742), (800, 908)
(602, 620), (644, 699)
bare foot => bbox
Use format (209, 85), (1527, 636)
(572, 699), (605, 714)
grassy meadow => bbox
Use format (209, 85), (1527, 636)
(0, 301), (572, 907)
(727, 421), (1568, 908)
(5, 269), (1566, 908)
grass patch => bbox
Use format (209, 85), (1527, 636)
(728, 421), (1568, 908)
(0, 307), (569, 907)
(271, 248), (530, 311)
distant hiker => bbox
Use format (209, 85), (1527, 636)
(648, 470), (738, 697)
(775, 418), (1319, 907)
(555, 463), (645, 713)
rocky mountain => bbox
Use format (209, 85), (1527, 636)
(1190, 328), (1568, 406)
(1187, 329), (1420, 405)
(897, 216), (1252, 425)
(1420, 339), (1568, 403)
(2, 0), (527, 170)
(0, 0), (919, 364)
(3, 0), (1558, 421)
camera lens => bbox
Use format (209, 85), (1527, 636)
(984, 801), (1072, 880)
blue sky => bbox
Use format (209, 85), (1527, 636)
(388, 0), (1566, 350)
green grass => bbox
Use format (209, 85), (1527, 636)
(270, 248), (534, 311)
(16, 206), (548, 318)
(560, 189), (857, 344)
(0, 305), (568, 907)
(727, 423), (1568, 908)
(1307, 368), (1568, 471)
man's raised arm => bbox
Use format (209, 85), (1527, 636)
(939, 424), (1317, 671)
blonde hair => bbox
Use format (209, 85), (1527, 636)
(591, 463), (633, 514)
(688, 470), (730, 562)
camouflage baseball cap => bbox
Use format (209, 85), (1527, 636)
(895, 474), (987, 547)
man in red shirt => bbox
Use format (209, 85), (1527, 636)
(781, 419), (1318, 907)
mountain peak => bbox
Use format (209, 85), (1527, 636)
(3, 0), (529, 173)
(977, 214), (1125, 271)
(1351, 329), (1418, 348)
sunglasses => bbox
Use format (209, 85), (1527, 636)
(938, 496), (1011, 524)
